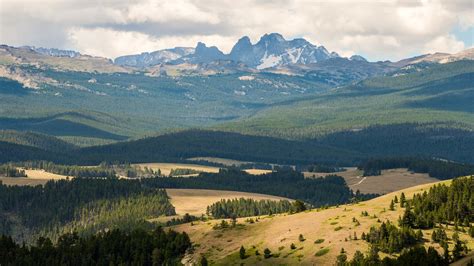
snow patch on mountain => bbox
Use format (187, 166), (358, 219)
(286, 47), (304, 64)
(238, 75), (255, 81)
(257, 52), (282, 69)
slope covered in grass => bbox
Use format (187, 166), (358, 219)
(173, 179), (473, 265)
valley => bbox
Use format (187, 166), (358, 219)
(1, 9), (474, 264)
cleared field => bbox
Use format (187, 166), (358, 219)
(304, 168), (438, 194)
(0, 169), (70, 186)
(166, 189), (292, 216)
(0, 177), (48, 186)
(23, 169), (70, 180)
(173, 180), (474, 265)
(188, 157), (253, 166)
(134, 162), (272, 176)
(134, 163), (221, 176)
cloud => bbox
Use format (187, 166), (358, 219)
(68, 27), (237, 59)
(1, 0), (472, 61)
(125, 0), (220, 24)
(422, 34), (466, 54)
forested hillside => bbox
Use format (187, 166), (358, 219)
(78, 130), (363, 165)
(405, 176), (473, 228)
(350, 176), (474, 265)
(0, 130), (76, 152)
(1, 60), (473, 149)
(0, 228), (191, 265)
(0, 178), (176, 242)
(1, 60), (474, 164)
(0, 66), (335, 143)
(218, 61), (474, 140)
(3, 127), (474, 167)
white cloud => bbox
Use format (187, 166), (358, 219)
(125, 0), (220, 24)
(1, 0), (472, 61)
(68, 28), (236, 59)
(422, 35), (466, 54)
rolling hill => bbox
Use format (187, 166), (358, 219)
(172, 179), (472, 265)
(0, 130), (76, 152)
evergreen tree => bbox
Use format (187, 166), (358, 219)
(366, 245), (380, 264)
(389, 200), (395, 211)
(452, 232), (466, 261)
(200, 256), (208, 266)
(441, 240), (450, 263)
(351, 250), (365, 265)
(292, 200), (307, 213)
(400, 204), (415, 227)
(239, 246), (246, 259)
(400, 192), (406, 208)
(264, 248), (272, 259)
(336, 248), (347, 265)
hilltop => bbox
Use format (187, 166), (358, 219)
(172, 179), (472, 265)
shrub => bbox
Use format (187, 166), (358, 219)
(315, 248), (330, 257)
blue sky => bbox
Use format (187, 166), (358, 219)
(453, 26), (474, 48)
(1, 0), (472, 61)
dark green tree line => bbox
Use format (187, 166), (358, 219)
(0, 228), (191, 266)
(206, 198), (294, 218)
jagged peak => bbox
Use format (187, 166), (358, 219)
(236, 36), (251, 44)
(259, 33), (285, 43)
(350, 55), (367, 62)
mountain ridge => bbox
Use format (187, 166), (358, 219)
(114, 33), (344, 69)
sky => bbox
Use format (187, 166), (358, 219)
(0, 0), (473, 61)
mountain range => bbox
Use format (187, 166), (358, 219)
(0, 33), (473, 155)
(5, 33), (473, 76)
(114, 33), (349, 69)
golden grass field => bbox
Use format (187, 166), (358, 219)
(134, 162), (272, 176)
(304, 168), (438, 195)
(134, 163), (221, 176)
(166, 189), (292, 216)
(172, 180), (474, 265)
(0, 169), (70, 186)
(0, 162), (272, 186)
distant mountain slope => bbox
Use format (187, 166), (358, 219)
(78, 130), (363, 165)
(315, 123), (474, 163)
(0, 67), (340, 143)
(2, 125), (474, 166)
(0, 45), (128, 73)
(22, 46), (82, 58)
(409, 48), (474, 64)
(0, 141), (71, 163)
(0, 130), (76, 152)
(0, 114), (128, 141)
(114, 47), (194, 67)
(218, 60), (474, 139)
